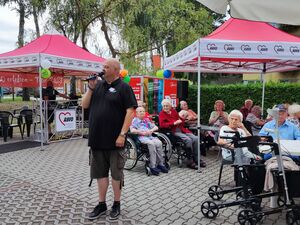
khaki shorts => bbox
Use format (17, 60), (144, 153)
(90, 148), (127, 181)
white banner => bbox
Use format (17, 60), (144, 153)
(55, 109), (76, 132)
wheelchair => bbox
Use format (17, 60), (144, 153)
(124, 132), (171, 175)
(157, 128), (193, 167)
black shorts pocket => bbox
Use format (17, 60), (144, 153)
(117, 148), (127, 169)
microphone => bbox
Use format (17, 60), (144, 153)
(85, 71), (105, 81)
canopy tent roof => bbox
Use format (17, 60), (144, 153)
(0, 32), (105, 76)
(196, 0), (300, 26)
(164, 18), (300, 73)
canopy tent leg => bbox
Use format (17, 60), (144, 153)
(261, 63), (266, 118)
(197, 42), (202, 173)
(38, 65), (44, 150)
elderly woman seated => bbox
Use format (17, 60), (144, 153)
(245, 105), (266, 135)
(218, 110), (262, 163)
(287, 103), (300, 129)
(179, 100), (197, 126)
(159, 99), (206, 169)
(209, 100), (229, 128)
(130, 106), (168, 175)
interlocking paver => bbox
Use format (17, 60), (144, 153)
(0, 139), (288, 224)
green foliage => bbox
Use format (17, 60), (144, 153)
(187, 82), (300, 123)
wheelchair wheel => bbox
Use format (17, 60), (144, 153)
(237, 209), (258, 225)
(201, 201), (219, 219)
(277, 195), (295, 207)
(165, 162), (171, 170)
(124, 137), (138, 170)
(286, 208), (300, 225)
(155, 133), (173, 160)
(177, 157), (183, 167)
(208, 185), (224, 200)
(145, 166), (151, 176)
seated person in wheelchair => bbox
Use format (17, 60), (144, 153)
(130, 107), (169, 175)
(159, 99), (206, 169)
(218, 110), (262, 163)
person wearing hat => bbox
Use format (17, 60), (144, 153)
(259, 104), (300, 140)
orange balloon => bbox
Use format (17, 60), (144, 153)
(120, 69), (128, 78)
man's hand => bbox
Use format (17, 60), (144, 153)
(88, 79), (98, 90)
(116, 135), (126, 147)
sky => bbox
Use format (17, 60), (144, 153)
(0, 5), (111, 56)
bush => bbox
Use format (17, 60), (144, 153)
(187, 82), (300, 124)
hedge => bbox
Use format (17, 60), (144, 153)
(187, 82), (300, 124)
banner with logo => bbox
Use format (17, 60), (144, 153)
(157, 79), (164, 112)
(147, 79), (154, 114)
(129, 77), (142, 101)
(55, 109), (76, 132)
(164, 79), (178, 107)
(0, 72), (64, 88)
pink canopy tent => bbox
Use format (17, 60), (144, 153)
(0, 31), (105, 76)
(0, 31), (106, 148)
(164, 18), (300, 170)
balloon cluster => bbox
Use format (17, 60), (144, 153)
(156, 69), (173, 79)
(41, 59), (52, 79)
(120, 69), (131, 83)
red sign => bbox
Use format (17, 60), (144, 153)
(129, 77), (142, 101)
(0, 72), (64, 88)
(164, 79), (178, 107)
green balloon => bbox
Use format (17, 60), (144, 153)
(123, 75), (131, 83)
(156, 70), (164, 78)
(41, 69), (51, 79)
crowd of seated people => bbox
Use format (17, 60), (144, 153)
(159, 99), (206, 169)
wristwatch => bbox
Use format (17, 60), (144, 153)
(119, 132), (126, 137)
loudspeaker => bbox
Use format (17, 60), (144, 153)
(177, 80), (188, 100)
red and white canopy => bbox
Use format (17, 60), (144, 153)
(164, 18), (300, 73)
(0, 32), (105, 76)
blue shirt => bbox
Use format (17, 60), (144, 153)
(259, 119), (300, 140)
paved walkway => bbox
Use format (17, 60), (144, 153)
(0, 139), (287, 224)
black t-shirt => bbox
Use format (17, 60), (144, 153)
(43, 87), (60, 108)
(88, 78), (137, 150)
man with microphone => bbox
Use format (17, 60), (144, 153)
(82, 58), (137, 221)
(259, 104), (300, 140)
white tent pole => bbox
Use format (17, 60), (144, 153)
(38, 55), (44, 150)
(197, 40), (201, 173)
(261, 63), (266, 118)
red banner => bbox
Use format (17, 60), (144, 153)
(164, 79), (178, 107)
(0, 72), (64, 88)
(129, 77), (142, 101)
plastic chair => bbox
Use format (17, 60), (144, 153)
(20, 109), (33, 137)
(0, 111), (24, 139)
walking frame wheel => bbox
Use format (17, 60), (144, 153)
(201, 201), (219, 219)
(208, 185), (224, 200)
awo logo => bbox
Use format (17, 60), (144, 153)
(207, 43), (218, 52)
(224, 44), (234, 53)
(59, 112), (73, 126)
(290, 46), (300, 55)
(257, 45), (268, 54)
(274, 45), (284, 54)
(241, 45), (251, 53)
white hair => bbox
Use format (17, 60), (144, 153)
(288, 103), (300, 115)
(161, 98), (172, 106)
(229, 109), (243, 121)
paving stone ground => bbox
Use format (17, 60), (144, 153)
(0, 138), (289, 224)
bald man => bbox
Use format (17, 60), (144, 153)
(82, 59), (137, 221)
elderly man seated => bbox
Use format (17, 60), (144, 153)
(218, 110), (262, 163)
(159, 99), (206, 169)
(259, 104), (300, 140)
(130, 107), (168, 175)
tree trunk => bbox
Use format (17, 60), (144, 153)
(32, 5), (40, 37)
(70, 76), (76, 96)
(17, 1), (30, 101)
(100, 14), (117, 58)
